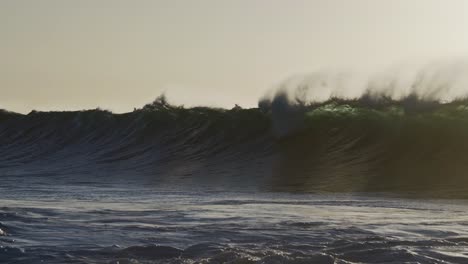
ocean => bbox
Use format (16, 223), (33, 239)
(1, 95), (468, 263)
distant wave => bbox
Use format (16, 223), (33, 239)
(2, 94), (468, 197)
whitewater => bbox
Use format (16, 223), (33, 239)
(3, 72), (468, 262)
(1, 187), (468, 263)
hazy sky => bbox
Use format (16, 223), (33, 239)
(1, 0), (468, 113)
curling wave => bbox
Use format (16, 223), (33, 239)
(2, 94), (468, 197)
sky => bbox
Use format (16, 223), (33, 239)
(1, 0), (468, 113)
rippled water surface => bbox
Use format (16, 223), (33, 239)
(1, 182), (468, 263)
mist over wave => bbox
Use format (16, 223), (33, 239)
(3, 63), (468, 197)
(263, 60), (468, 104)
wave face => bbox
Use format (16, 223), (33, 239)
(2, 95), (468, 197)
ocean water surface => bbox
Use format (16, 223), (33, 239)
(2, 182), (468, 263)
(3, 96), (468, 263)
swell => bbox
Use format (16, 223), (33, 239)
(2, 96), (468, 197)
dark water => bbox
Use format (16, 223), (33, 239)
(1, 185), (468, 263)
(2, 96), (468, 263)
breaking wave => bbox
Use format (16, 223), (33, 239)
(3, 91), (468, 197)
